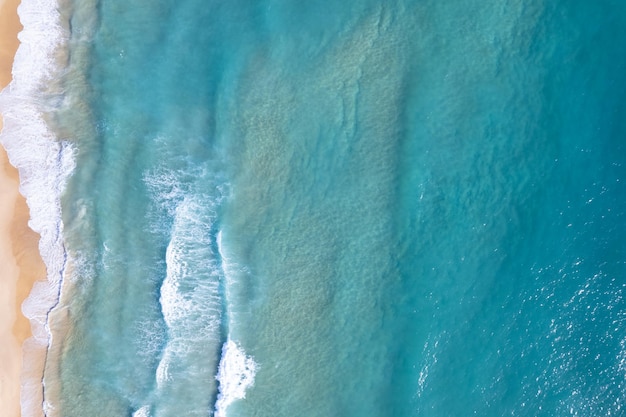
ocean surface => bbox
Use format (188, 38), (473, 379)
(0, 0), (625, 416)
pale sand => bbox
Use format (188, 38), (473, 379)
(1, 0), (49, 415)
(0, 0), (22, 87)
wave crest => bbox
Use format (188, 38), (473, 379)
(214, 339), (257, 417)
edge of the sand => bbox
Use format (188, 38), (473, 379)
(0, 0), (48, 415)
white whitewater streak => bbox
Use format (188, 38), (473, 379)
(214, 339), (258, 417)
(0, 0), (74, 415)
(155, 195), (223, 389)
(132, 405), (151, 417)
(161, 231), (196, 328)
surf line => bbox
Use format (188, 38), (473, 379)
(0, 0), (75, 414)
(213, 230), (258, 417)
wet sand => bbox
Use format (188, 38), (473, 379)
(0, 0), (48, 415)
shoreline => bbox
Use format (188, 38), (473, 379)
(0, 0), (48, 415)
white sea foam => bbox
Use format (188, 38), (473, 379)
(146, 165), (228, 413)
(0, 0), (74, 415)
(216, 229), (251, 316)
(132, 405), (151, 417)
(155, 350), (171, 388)
(214, 339), (258, 417)
(155, 186), (222, 335)
(161, 234), (195, 327)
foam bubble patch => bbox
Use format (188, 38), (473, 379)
(214, 339), (257, 417)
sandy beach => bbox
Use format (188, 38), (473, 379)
(1, 0), (48, 415)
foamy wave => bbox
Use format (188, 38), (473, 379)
(0, 0), (74, 415)
(132, 405), (151, 417)
(155, 350), (171, 388)
(161, 237), (195, 327)
(146, 164), (227, 412)
(151, 178), (223, 334)
(214, 339), (258, 417)
(156, 194), (222, 341)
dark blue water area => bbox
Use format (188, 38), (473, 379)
(390, 2), (626, 415)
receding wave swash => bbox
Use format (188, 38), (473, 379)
(0, 0), (74, 414)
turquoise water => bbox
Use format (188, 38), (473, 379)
(1, 0), (625, 416)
